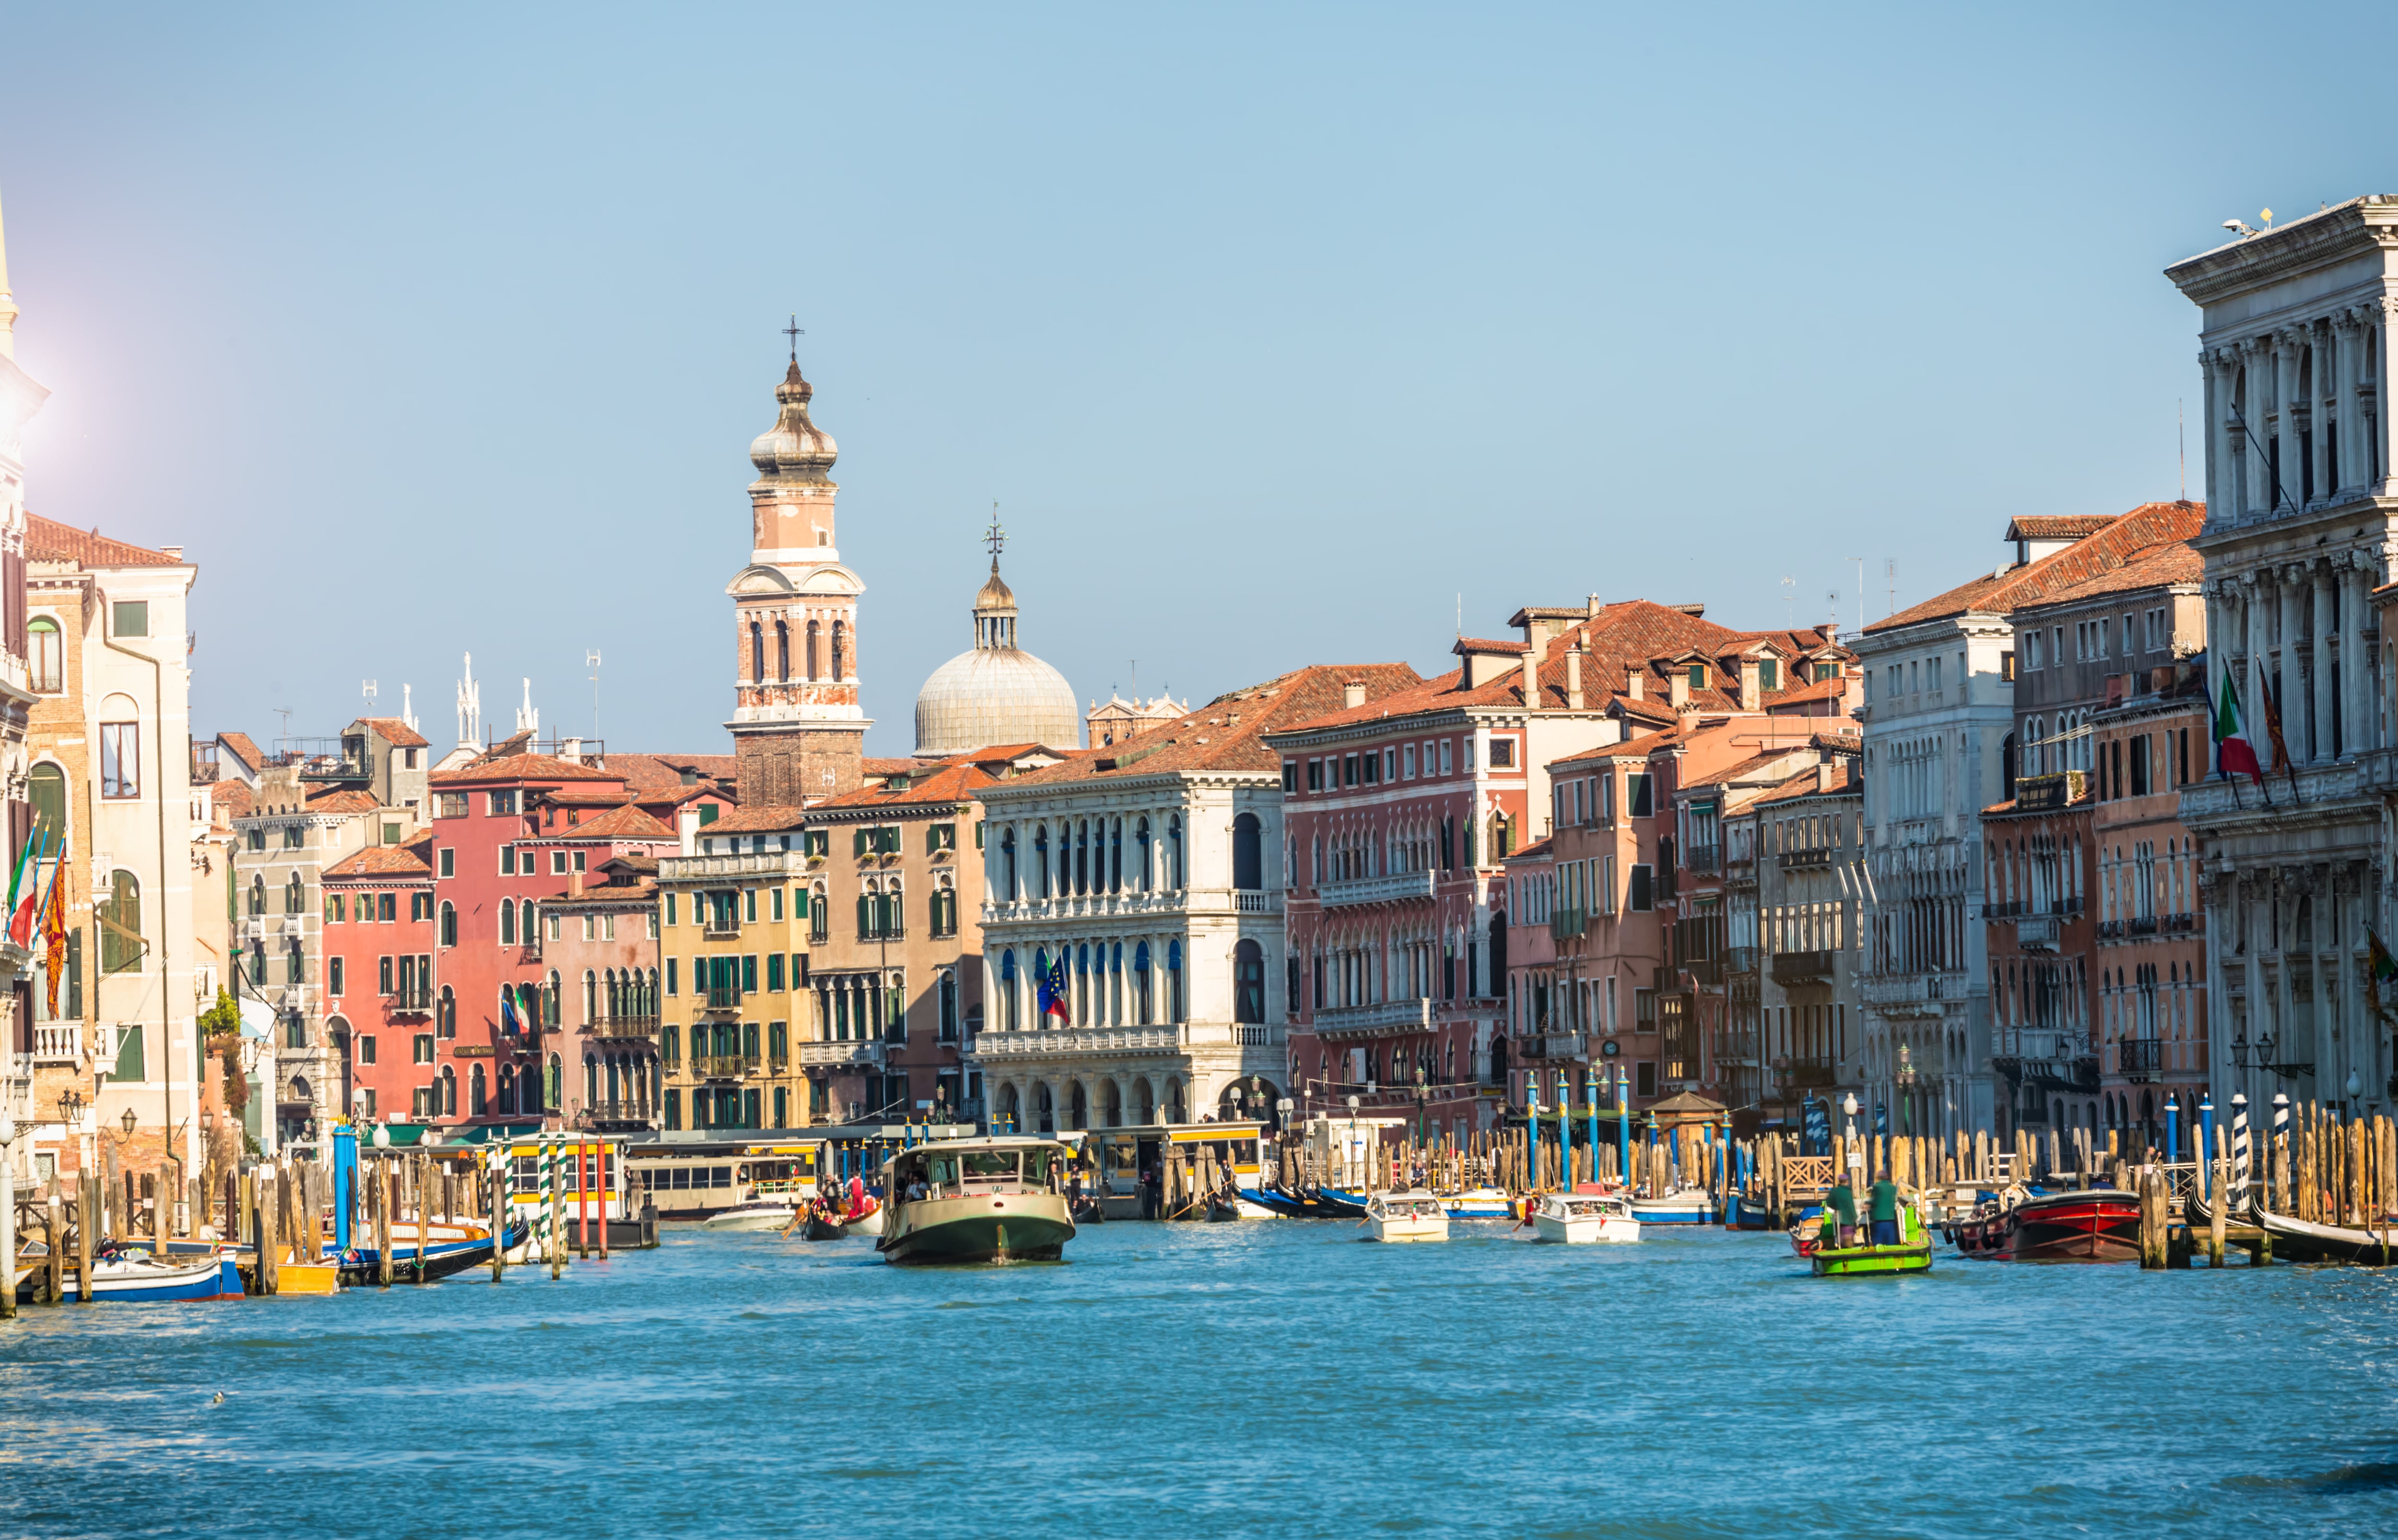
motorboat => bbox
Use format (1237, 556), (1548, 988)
(1810, 1202), (1934, 1277)
(1529, 1191), (1640, 1244)
(1629, 1188), (1712, 1225)
(1948, 1187), (2139, 1262)
(1364, 1190), (1450, 1243)
(332, 1216), (526, 1283)
(878, 1136), (1077, 1264)
(701, 1197), (800, 1232)
(59, 1242), (244, 1303)
(1439, 1187), (1513, 1220)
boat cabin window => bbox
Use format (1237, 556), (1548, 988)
(961, 1150), (1021, 1188)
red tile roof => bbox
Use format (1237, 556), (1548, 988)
(210, 780), (255, 820)
(2010, 538), (2203, 610)
(324, 842), (435, 879)
(2005, 514), (2119, 542)
(1503, 836), (1556, 863)
(218, 733), (264, 770)
(25, 513), (185, 569)
(816, 760), (999, 809)
(1868, 502), (2205, 633)
(1550, 726), (1686, 768)
(1009, 664), (1427, 786)
(557, 804), (675, 841)
(431, 752), (623, 785)
(1749, 761), (1857, 806)
(863, 758), (924, 777)
(304, 788), (383, 815)
(694, 805), (811, 834)
(353, 716), (429, 749)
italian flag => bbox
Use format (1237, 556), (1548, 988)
(2214, 670), (2262, 784)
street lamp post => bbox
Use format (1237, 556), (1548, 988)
(1842, 1091), (1862, 1187)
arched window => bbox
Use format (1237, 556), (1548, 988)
(470, 1063), (488, 1116)
(584, 969), (599, 1024)
(440, 901), (457, 947)
(1033, 827), (1050, 899)
(1135, 818), (1152, 891)
(1234, 939), (1265, 1024)
(1134, 941), (1152, 1024)
(999, 949), (1018, 1030)
(99, 871), (141, 973)
(285, 872), (304, 913)
(498, 1062), (516, 1113)
(1075, 820), (1090, 895)
(775, 619), (790, 683)
(439, 1065), (456, 1116)
(545, 970), (561, 1027)
(750, 621), (765, 683)
(547, 1053), (563, 1110)
(1166, 815), (1184, 888)
(27, 762), (65, 836)
(499, 897), (516, 945)
(438, 985), (456, 1038)
(1166, 938), (1184, 1023)
(806, 619), (821, 680)
(1233, 812), (1263, 891)
(831, 620), (847, 680)
(285, 936), (305, 983)
(249, 874), (267, 917)
(28, 617), (60, 694)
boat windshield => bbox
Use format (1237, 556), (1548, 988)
(1387, 1199), (1440, 1217)
(961, 1150), (1021, 1189)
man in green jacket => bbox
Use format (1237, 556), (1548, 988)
(1828, 1178), (1858, 1248)
(1869, 1174), (1902, 1247)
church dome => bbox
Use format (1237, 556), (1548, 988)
(914, 542), (1079, 756)
(915, 645), (1080, 757)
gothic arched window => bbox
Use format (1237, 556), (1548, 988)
(499, 898), (516, 946)
(750, 621), (765, 683)
(776, 620), (790, 682)
(806, 619), (821, 681)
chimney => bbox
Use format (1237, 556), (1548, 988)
(569, 869), (585, 898)
(1739, 659), (1760, 712)
(560, 736), (583, 764)
(677, 806), (700, 857)
(1586, 594), (1602, 618)
(1669, 668), (1690, 710)
(1565, 648), (1584, 712)
(1524, 649), (1542, 710)
(1626, 669), (1644, 701)
(1342, 680), (1367, 710)
(1817, 761), (1834, 793)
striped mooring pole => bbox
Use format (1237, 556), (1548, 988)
(2230, 1092), (2250, 1198)
(537, 1133), (555, 1263)
(2271, 1092), (2291, 1193)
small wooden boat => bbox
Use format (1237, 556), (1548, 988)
(878, 1136), (1077, 1264)
(1630, 1188), (1712, 1225)
(334, 1217), (527, 1283)
(1364, 1190), (1450, 1242)
(2234, 1192), (2398, 1265)
(1530, 1191), (1640, 1244)
(1439, 1187), (1513, 1219)
(1726, 1191), (1774, 1230)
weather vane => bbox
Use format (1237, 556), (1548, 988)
(784, 315), (804, 362)
(984, 501), (1006, 566)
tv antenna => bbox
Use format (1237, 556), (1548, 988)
(273, 706), (294, 751)
(1780, 575), (1795, 629)
(587, 650), (603, 741)
(362, 679), (377, 713)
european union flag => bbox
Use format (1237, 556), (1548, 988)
(1037, 955), (1071, 1024)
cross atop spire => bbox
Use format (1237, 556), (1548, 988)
(784, 315), (804, 362)
(984, 502), (1007, 569)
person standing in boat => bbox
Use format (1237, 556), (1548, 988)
(1868, 1173), (1901, 1247)
(1827, 1176), (1859, 1248)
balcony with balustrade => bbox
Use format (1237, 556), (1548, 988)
(799, 1039), (887, 1068)
(591, 1015), (660, 1043)
(1315, 870), (1437, 910)
(2117, 1037), (2163, 1080)
(33, 1023), (82, 1064)
(689, 1053), (758, 1080)
(1310, 997), (1433, 1041)
(697, 984), (742, 1015)
(970, 1024), (1184, 1059)
(982, 886), (1282, 926)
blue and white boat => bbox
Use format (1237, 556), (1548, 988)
(329, 1217), (528, 1284)
(1439, 1187), (1513, 1219)
(1630, 1188), (1713, 1225)
(56, 1243), (243, 1303)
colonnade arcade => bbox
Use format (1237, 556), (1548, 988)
(991, 1071), (1188, 1133)
(2204, 556), (2381, 766)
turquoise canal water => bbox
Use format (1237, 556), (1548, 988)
(3, 1219), (2395, 1538)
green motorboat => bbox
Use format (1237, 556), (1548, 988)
(1808, 1202), (1934, 1277)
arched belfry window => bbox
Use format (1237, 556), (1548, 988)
(750, 621), (765, 684)
(776, 620), (790, 683)
(806, 620), (821, 681)
(832, 620), (848, 681)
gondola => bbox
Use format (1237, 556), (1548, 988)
(2214, 1187), (2398, 1265)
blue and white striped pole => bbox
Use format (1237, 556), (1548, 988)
(2230, 1091), (2250, 1199)
(1585, 1070), (1599, 1188)
(2271, 1092), (2291, 1204)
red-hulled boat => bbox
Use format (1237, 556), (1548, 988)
(1949, 1189), (2140, 1262)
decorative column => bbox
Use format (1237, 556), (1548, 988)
(2378, 301), (2398, 498)
(2241, 571), (2270, 749)
(2311, 561), (2336, 762)
(2309, 319), (2334, 508)
(2240, 336), (2275, 517)
(2342, 554), (2375, 756)
(2272, 566), (2309, 765)
(2209, 349), (2240, 519)
(2276, 329), (2305, 513)
(2332, 310), (2364, 497)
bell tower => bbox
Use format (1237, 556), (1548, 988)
(726, 333), (868, 806)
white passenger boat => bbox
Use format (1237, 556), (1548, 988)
(1439, 1187), (1513, 1219)
(700, 1195), (800, 1232)
(1530, 1191), (1641, 1244)
(1364, 1190), (1451, 1243)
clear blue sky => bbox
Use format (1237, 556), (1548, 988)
(5, 4), (2393, 757)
